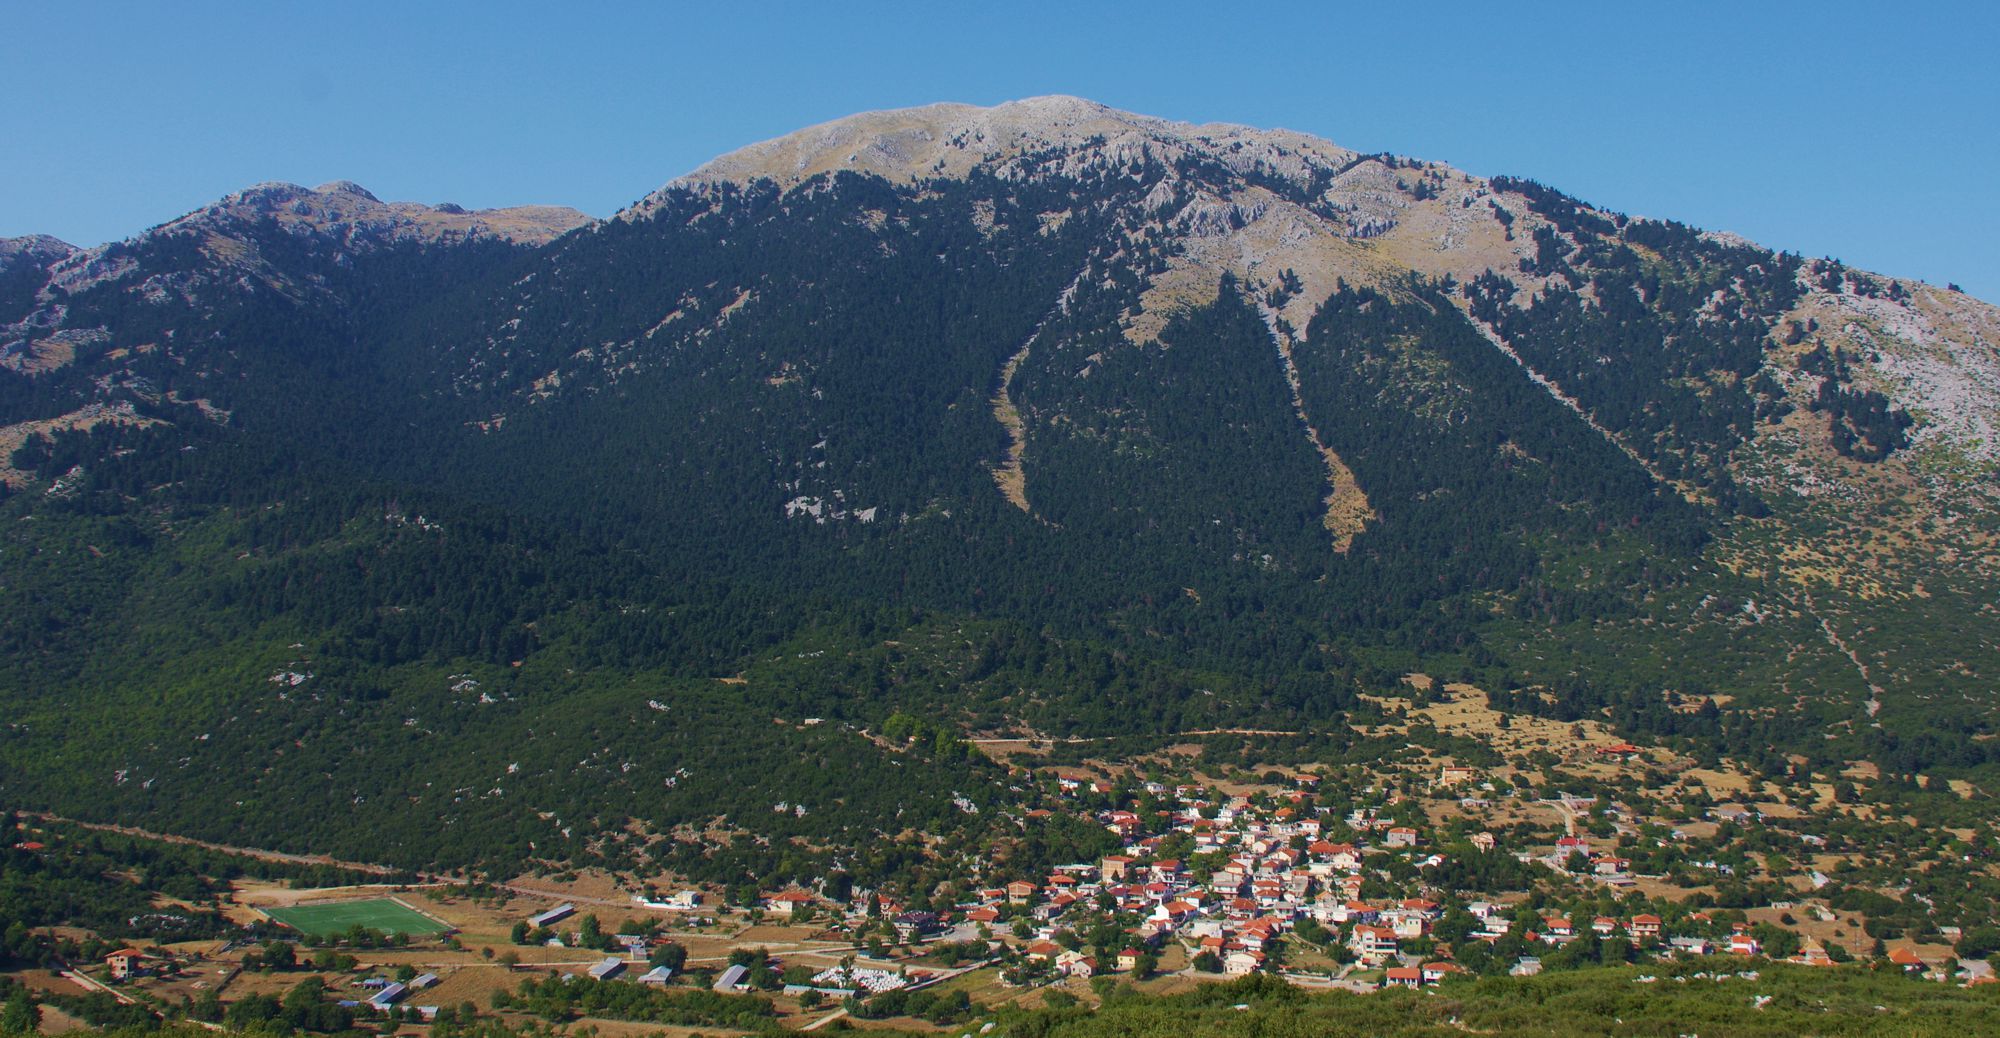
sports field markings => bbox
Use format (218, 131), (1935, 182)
(262, 896), (451, 937)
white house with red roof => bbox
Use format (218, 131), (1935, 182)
(1223, 949), (1264, 975)
(1382, 965), (1421, 988)
(1350, 924), (1399, 961)
(766, 890), (816, 917)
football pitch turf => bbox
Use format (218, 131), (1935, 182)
(262, 897), (449, 937)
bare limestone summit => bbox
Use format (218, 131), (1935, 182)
(640, 96), (2000, 542)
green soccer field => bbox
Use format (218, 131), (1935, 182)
(262, 898), (449, 937)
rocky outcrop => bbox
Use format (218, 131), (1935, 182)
(34, 182), (589, 304)
(656, 95), (1364, 196)
(0, 234), (76, 275)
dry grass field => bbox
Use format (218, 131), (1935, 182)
(1393, 681), (1625, 758)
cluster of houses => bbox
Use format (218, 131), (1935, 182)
(1000, 781), (1477, 981)
(743, 771), (1848, 987)
(500, 765), (1947, 996)
(726, 772), (1833, 987)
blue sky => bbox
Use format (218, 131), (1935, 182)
(5, 2), (1997, 299)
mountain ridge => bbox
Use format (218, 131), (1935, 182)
(634, 97), (2000, 482)
(6, 98), (1996, 593)
(663, 94), (1363, 190)
(1, 96), (1997, 881)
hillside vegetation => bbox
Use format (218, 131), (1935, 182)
(1, 98), (1997, 885)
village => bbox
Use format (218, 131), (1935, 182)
(20, 679), (1993, 1037)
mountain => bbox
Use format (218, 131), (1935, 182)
(2, 97), (1997, 884)
(0, 182), (588, 481)
(0, 234), (75, 275)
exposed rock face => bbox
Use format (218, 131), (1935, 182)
(0, 237), (83, 369)
(1783, 280), (2000, 470)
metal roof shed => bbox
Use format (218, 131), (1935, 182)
(712, 964), (749, 992)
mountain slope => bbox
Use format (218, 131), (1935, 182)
(0, 183), (589, 483)
(2, 97), (1998, 879)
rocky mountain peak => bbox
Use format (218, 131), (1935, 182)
(1, 234), (78, 257)
(657, 95), (1366, 198)
(180, 180), (587, 247)
(25, 182), (592, 308)
(630, 97), (1521, 342)
(623, 97), (2000, 554)
(313, 179), (382, 202)
(0, 234), (78, 275)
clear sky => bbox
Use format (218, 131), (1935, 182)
(5, 2), (1996, 300)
